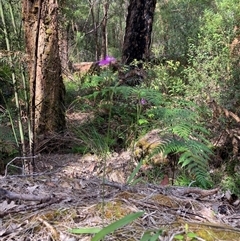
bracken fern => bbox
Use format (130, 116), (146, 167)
(79, 72), (212, 188)
(150, 107), (212, 188)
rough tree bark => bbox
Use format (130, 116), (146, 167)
(122, 0), (156, 65)
(58, 20), (70, 74)
(22, 0), (65, 136)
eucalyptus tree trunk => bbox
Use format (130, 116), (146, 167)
(89, 0), (101, 60)
(59, 21), (70, 74)
(22, 0), (65, 137)
(101, 0), (109, 59)
(122, 0), (156, 65)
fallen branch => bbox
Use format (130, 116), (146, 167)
(175, 186), (220, 198)
(0, 196), (62, 218)
(103, 180), (219, 198)
(0, 188), (52, 202)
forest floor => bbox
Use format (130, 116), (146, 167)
(1, 152), (240, 241)
(1, 113), (240, 240)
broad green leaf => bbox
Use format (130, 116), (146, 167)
(138, 118), (149, 125)
(91, 211), (144, 241)
(187, 232), (197, 238)
(69, 227), (101, 234)
(174, 234), (184, 240)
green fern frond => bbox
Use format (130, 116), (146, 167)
(172, 124), (192, 139)
(136, 88), (162, 105)
(147, 106), (212, 188)
(178, 145), (210, 188)
(151, 136), (211, 188)
(81, 75), (103, 89)
(113, 86), (162, 105)
(148, 107), (198, 125)
(179, 152), (195, 167)
(163, 139), (188, 154)
(113, 85), (136, 99)
(186, 140), (212, 156)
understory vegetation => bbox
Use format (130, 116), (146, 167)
(64, 0), (240, 192)
(65, 66), (213, 188)
(1, 0), (240, 195)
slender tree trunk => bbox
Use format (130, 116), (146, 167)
(101, 0), (109, 59)
(122, 0), (156, 65)
(22, 0), (65, 136)
(89, 0), (101, 60)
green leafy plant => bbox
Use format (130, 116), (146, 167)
(174, 172), (196, 187)
(70, 62), (213, 188)
(220, 173), (240, 196)
(174, 223), (198, 240)
(69, 211), (144, 241)
(0, 0), (32, 173)
(140, 229), (163, 241)
(148, 106), (213, 188)
(147, 60), (186, 97)
(127, 159), (144, 185)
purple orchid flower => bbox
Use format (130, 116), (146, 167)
(140, 98), (147, 105)
(98, 56), (116, 66)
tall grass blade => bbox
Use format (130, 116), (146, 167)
(127, 159), (143, 184)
